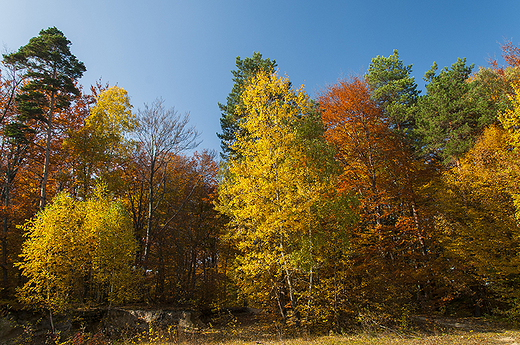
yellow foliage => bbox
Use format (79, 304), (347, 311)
(16, 185), (138, 310)
(86, 86), (137, 138)
(83, 186), (139, 304)
(64, 86), (137, 197)
(217, 71), (332, 318)
(499, 80), (520, 148)
(16, 193), (82, 311)
(438, 125), (520, 276)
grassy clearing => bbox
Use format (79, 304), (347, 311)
(136, 330), (520, 345)
(130, 314), (520, 345)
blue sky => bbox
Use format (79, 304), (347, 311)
(1, 0), (519, 155)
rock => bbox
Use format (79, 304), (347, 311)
(0, 307), (207, 343)
(178, 311), (193, 329)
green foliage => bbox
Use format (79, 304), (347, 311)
(470, 67), (512, 118)
(3, 26), (85, 124)
(415, 58), (498, 165)
(365, 50), (419, 136)
(217, 52), (277, 158)
(3, 26), (86, 209)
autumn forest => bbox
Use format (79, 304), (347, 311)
(1, 27), (520, 332)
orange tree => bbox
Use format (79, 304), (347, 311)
(318, 76), (442, 319)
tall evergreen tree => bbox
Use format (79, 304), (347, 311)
(365, 50), (419, 137)
(414, 58), (497, 165)
(3, 27), (86, 209)
(217, 52), (276, 158)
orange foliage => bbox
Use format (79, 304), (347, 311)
(488, 39), (520, 75)
(319, 77), (394, 222)
(319, 76), (439, 312)
(0, 76), (93, 295)
(122, 148), (224, 304)
(502, 39), (520, 68)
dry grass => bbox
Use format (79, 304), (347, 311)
(141, 330), (520, 345)
(134, 313), (520, 345)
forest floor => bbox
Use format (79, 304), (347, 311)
(3, 305), (520, 344)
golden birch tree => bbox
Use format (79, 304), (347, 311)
(217, 71), (335, 323)
(16, 186), (138, 318)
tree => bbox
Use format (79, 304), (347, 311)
(133, 150), (225, 304)
(485, 40), (520, 109)
(318, 77), (396, 225)
(3, 27), (86, 209)
(218, 71), (336, 323)
(468, 67), (512, 119)
(64, 85), (136, 198)
(365, 50), (419, 136)
(439, 125), (519, 273)
(365, 50), (432, 269)
(414, 58), (498, 165)
(217, 52), (277, 158)
(498, 79), (520, 221)
(499, 80), (520, 149)
(83, 187), (138, 307)
(499, 39), (520, 69)
(0, 59), (26, 287)
(319, 76), (437, 317)
(436, 125), (520, 316)
(134, 98), (200, 268)
(16, 187), (138, 329)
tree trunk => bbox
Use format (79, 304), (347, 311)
(39, 67), (57, 210)
(143, 159), (155, 267)
(2, 175), (10, 283)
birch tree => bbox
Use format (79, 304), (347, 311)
(217, 71), (334, 323)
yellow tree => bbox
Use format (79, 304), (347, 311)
(16, 186), (138, 328)
(217, 71), (334, 323)
(440, 126), (520, 273)
(437, 125), (520, 316)
(82, 187), (138, 306)
(498, 80), (520, 222)
(499, 81), (520, 148)
(16, 193), (83, 330)
(64, 86), (136, 198)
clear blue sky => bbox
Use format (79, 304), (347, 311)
(2, 0), (519, 155)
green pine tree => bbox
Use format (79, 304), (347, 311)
(217, 52), (276, 159)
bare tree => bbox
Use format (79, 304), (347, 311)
(135, 98), (200, 267)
